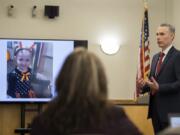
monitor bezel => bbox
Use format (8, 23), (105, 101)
(0, 38), (88, 104)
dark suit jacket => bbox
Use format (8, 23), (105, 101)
(144, 46), (180, 123)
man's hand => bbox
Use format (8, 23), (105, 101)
(137, 78), (146, 89)
(137, 78), (149, 94)
(146, 77), (159, 95)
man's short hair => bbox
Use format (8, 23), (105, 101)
(160, 23), (175, 34)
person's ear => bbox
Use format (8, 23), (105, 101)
(171, 33), (175, 41)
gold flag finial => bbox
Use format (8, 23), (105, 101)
(143, 0), (148, 9)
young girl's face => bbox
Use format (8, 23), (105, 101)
(16, 50), (32, 72)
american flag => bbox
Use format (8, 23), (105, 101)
(136, 6), (150, 98)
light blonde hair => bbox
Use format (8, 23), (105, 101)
(43, 48), (109, 134)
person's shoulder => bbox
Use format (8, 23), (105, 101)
(30, 114), (50, 135)
(106, 105), (130, 124)
(8, 69), (16, 78)
(8, 68), (16, 73)
(106, 105), (143, 135)
(170, 46), (180, 54)
(176, 49), (180, 55)
(152, 52), (159, 59)
(107, 105), (126, 117)
(28, 67), (32, 72)
(172, 47), (180, 58)
(31, 114), (43, 129)
(30, 114), (49, 135)
(30, 107), (58, 135)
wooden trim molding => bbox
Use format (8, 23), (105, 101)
(110, 99), (137, 105)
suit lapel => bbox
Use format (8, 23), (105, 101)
(151, 54), (159, 77)
(157, 47), (175, 77)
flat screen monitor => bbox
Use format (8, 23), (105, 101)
(168, 113), (180, 128)
(0, 38), (87, 103)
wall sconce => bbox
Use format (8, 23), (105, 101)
(100, 44), (120, 55)
(100, 37), (120, 55)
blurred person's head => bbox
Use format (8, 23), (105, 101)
(56, 47), (108, 107)
(156, 23), (175, 51)
(43, 48), (109, 134)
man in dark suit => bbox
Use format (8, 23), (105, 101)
(138, 23), (180, 134)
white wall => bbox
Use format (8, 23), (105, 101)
(0, 0), (170, 100)
(171, 0), (180, 49)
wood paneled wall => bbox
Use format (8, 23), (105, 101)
(0, 104), (153, 135)
(123, 105), (154, 135)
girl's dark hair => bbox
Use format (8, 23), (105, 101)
(42, 48), (109, 134)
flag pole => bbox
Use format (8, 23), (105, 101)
(135, 0), (150, 100)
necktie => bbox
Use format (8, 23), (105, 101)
(156, 52), (165, 76)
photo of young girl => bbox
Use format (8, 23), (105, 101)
(7, 41), (53, 99)
(7, 44), (36, 98)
